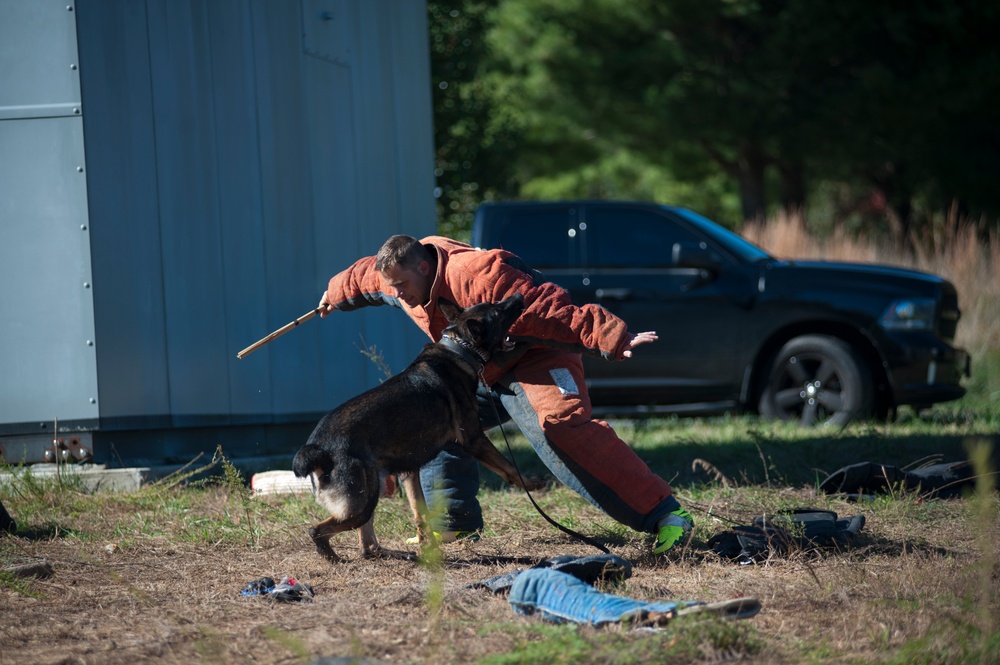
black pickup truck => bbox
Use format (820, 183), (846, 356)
(472, 200), (971, 426)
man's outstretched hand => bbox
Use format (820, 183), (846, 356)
(622, 331), (658, 358)
(317, 299), (333, 318)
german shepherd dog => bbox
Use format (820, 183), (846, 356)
(292, 293), (545, 562)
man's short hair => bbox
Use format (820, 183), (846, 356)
(375, 235), (427, 272)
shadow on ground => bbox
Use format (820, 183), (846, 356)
(483, 426), (1000, 491)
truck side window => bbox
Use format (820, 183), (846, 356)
(586, 209), (701, 268)
(496, 210), (580, 269)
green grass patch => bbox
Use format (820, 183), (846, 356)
(480, 614), (761, 665)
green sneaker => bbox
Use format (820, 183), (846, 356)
(653, 508), (694, 554)
(405, 530), (481, 545)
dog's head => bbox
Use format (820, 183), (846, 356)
(439, 293), (525, 362)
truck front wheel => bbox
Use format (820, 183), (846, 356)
(758, 335), (874, 427)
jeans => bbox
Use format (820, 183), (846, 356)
(509, 568), (687, 626)
(417, 386), (497, 533)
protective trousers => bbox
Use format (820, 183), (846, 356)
(419, 348), (678, 534)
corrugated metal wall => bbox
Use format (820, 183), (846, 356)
(0, 1), (100, 429)
(0, 0), (435, 465)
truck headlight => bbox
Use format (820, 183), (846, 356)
(879, 298), (935, 330)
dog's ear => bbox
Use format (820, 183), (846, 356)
(464, 318), (483, 339)
(437, 297), (464, 322)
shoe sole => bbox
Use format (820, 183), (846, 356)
(676, 597), (761, 620)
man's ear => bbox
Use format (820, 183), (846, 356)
(417, 260), (431, 276)
(437, 297), (463, 322)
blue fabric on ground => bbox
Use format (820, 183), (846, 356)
(509, 568), (690, 627)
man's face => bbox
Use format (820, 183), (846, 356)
(380, 262), (432, 308)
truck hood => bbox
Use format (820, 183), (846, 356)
(761, 260), (949, 299)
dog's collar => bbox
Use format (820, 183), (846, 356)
(439, 335), (489, 372)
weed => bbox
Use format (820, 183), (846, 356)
(422, 484), (446, 632)
(887, 623), (1000, 665)
(480, 615), (761, 664)
(261, 625), (310, 660)
(1, 462), (86, 507)
(194, 625), (228, 661)
(214, 445), (263, 548)
(147, 450), (219, 491)
(478, 623), (601, 665)
(968, 439), (997, 653)
(0, 570), (45, 599)
(356, 336), (394, 381)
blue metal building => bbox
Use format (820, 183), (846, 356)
(0, 0), (435, 468)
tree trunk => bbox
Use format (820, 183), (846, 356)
(778, 161), (807, 214)
(874, 180), (913, 249)
(736, 144), (768, 222)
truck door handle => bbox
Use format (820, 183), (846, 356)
(595, 288), (632, 300)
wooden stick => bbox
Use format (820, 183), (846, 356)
(237, 308), (323, 359)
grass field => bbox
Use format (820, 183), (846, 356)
(2, 398), (997, 664)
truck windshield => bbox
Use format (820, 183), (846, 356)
(667, 206), (772, 263)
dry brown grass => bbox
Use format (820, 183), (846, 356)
(1, 473), (997, 665)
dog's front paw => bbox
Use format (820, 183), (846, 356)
(314, 541), (341, 563)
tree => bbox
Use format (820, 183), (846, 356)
(801, 0), (1000, 241)
(484, 0), (805, 222)
(428, 1), (522, 241)
(478, 0), (1000, 233)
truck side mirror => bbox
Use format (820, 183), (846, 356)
(672, 242), (722, 272)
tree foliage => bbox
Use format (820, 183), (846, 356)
(429, 0), (1000, 239)
(428, 0), (520, 241)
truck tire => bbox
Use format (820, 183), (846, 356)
(758, 335), (874, 427)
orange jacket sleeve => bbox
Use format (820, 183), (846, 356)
(324, 256), (396, 311)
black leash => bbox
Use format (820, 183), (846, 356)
(685, 502), (745, 526)
(483, 385), (610, 554)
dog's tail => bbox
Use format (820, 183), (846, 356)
(293, 443), (333, 479)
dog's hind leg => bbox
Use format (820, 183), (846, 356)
(356, 517), (381, 558)
(308, 515), (352, 562)
(353, 517), (418, 561)
(308, 495), (378, 563)
(352, 473), (425, 561)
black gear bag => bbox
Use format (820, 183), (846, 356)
(708, 508), (865, 565)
